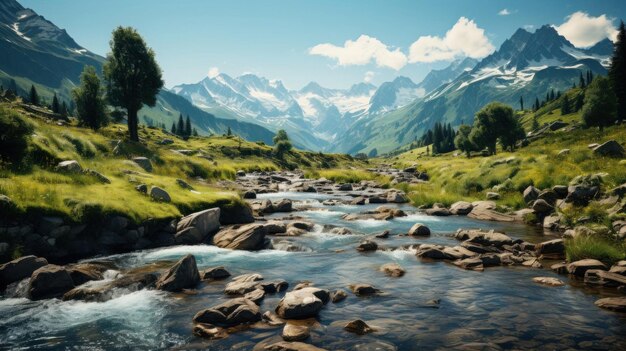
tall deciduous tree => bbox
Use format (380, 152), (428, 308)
(104, 26), (163, 142)
(582, 76), (618, 131)
(469, 102), (515, 155)
(454, 125), (475, 158)
(610, 21), (626, 120)
(73, 65), (108, 130)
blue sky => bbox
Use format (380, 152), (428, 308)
(20, 0), (626, 90)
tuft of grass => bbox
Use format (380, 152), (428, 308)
(304, 169), (388, 184)
(565, 235), (625, 266)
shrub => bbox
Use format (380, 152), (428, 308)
(0, 106), (33, 165)
(565, 235), (625, 265)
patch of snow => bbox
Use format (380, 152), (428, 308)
(9, 23), (31, 42)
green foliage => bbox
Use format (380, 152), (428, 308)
(104, 26), (164, 142)
(0, 105), (33, 165)
(609, 21), (626, 119)
(51, 93), (60, 114)
(73, 65), (108, 130)
(454, 124), (475, 157)
(469, 102), (519, 155)
(565, 234), (625, 265)
(273, 129), (292, 158)
(582, 76), (618, 131)
(28, 85), (39, 106)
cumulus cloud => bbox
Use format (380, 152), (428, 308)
(409, 17), (495, 63)
(309, 35), (408, 70)
(555, 11), (618, 48)
(498, 9), (511, 16)
(207, 67), (220, 78)
(363, 71), (375, 83)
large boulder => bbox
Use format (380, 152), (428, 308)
(595, 297), (626, 312)
(387, 192), (408, 203)
(132, 157), (153, 172)
(56, 160), (82, 174)
(449, 201), (473, 215)
(274, 199), (293, 213)
(201, 266), (231, 280)
(193, 297), (261, 326)
(592, 140), (625, 158)
(467, 201), (515, 222)
(532, 199), (554, 214)
(0, 255), (48, 288)
(175, 208), (221, 244)
(150, 186), (171, 202)
(408, 223), (431, 236)
(566, 259), (606, 277)
(213, 224), (267, 250)
(28, 265), (75, 300)
(156, 254), (200, 292)
(535, 239), (564, 258)
(282, 323), (310, 342)
(275, 287), (330, 319)
(220, 203), (255, 224)
(454, 229), (513, 247)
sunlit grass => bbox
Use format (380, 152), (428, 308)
(566, 234), (626, 266)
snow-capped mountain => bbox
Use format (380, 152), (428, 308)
(332, 25), (614, 155)
(416, 57), (478, 94)
(368, 76), (423, 115)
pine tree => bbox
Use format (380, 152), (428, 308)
(60, 101), (68, 117)
(575, 93), (585, 111)
(29, 85), (40, 106)
(550, 89), (555, 101)
(561, 94), (571, 115)
(532, 115), (539, 131)
(582, 76), (618, 131)
(192, 128), (198, 136)
(579, 72), (586, 88)
(535, 97), (540, 111)
(519, 96), (524, 111)
(227, 126), (232, 136)
(9, 79), (18, 95)
(171, 122), (177, 134)
(185, 115), (192, 136)
(177, 113), (184, 136)
(51, 93), (60, 113)
(73, 66), (108, 130)
(610, 21), (626, 120)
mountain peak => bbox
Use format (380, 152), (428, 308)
(348, 82), (376, 96)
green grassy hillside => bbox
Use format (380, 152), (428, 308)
(0, 101), (359, 223)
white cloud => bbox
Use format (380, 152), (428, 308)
(499, 9), (511, 16)
(363, 71), (375, 83)
(523, 24), (535, 31)
(207, 66), (220, 78)
(555, 11), (618, 48)
(409, 17), (495, 63)
(309, 35), (408, 70)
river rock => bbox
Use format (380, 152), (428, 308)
(523, 186), (540, 204)
(344, 319), (375, 335)
(455, 229), (513, 247)
(193, 297), (261, 326)
(244, 190), (257, 199)
(201, 266), (231, 280)
(532, 277), (565, 286)
(351, 197), (366, 205)
(175, 208), (221, 244)
(595, 296), (626, 313)
(245, 288), (266, 304)
(408, 223), (430, 236)
(56, 160), (82, 174)
(532, 199), (554, 214)
(380, 263), (405, 277)
(592, 140), (625, 157)
(584, 269), (626, 287)
(274, 199), (293, 212)
(356, 240), (378, 252)
(338, 183), (353, 191)
(156, 254), (200, 292)
(220, 203), (255, 224)
(150, 186), (171, 202)
(566, 259), (606, 277)
(213, 224), (267, 250)
(67, 263), (108, 286)
(263, 341), (328, 351)
(349, 284), (380, 296)
(453, 257), (484, 271)
(282, 323), (310, 341)
(132, 157), (153, 172)
(535, 239), (565, 258)
(467, 201), (515, 222)
(330, 289), (348, 303)
(275, 287), (330, 319)
(387, 191), (408, 203)
(425, 206), (451, 216)
(28, 264), (75, 300)
(63, 272), (158, 302)
(0, 255), (48, 288)
(486, 192), (500, 200)
(450, 201), (473, 215)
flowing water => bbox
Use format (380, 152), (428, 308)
(1, 191), (626, 350)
